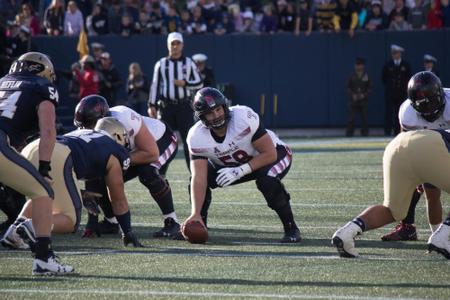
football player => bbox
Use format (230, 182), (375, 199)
(381, 71), (450, 241)
(332, 128), (450, 259)
(0, 52), (73, 275)
(74, 95), (181, 238)
(183, 87), (301, 243)
(2, 118), (143, 248)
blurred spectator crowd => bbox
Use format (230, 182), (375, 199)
(0, 0), (449, 41)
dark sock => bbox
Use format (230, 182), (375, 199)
(116, 211), (132, 234)
(151, 188), (175, 215)
(86, 212), (99, 228)
(352, 217), (366, 231)
(403, 190), (421, 224)
(98, 195), (115, 219)
(443, 217), (450, 226)
(35, 237), (51, 261)
(274, 204), (297, 232)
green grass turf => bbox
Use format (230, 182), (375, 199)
(1, 137), (449, 299)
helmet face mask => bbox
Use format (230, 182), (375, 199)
(193, 87), (230, 129)
(94, 117), (130, 149)
(74, 95), (111, 129)
(408, 71), (445, 123)
(9, 52), (56, 82)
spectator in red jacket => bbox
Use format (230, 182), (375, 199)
(72, 55), (100, 100)
(427, 0), (443, 29)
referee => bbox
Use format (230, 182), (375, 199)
(148, 32), (203, 170)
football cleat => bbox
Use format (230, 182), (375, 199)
(98, 219), (119, 234)
(1, 223), (29, 250)
(427, 224), (450, 259)
(331, 221), (362, 258)
(82, 228), (100, 238)
(32, 254), (75, 276)
(122, 231), (144, 248)
(381, 221), (417, 241)
(15, 219), (36, 245)
(280, 227), (302, 243)
(153, 217), (181, 238)
(0, 219), (13, 234)
(82, 214), (101, 238)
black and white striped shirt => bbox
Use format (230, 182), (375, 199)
(148, 56), (203, 106)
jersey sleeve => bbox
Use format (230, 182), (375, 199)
(237, 106), (267, 142)
(112, 106), (143, 143)
(35, 80), (59, 107)
(186, 124), (208, 160)
(398, 100), (419, 131)
(114, 144), (131, 171)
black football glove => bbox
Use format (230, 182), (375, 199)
(38, 160), (53, 182)
(80, 189), (102, 216)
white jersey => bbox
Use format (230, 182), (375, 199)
(142, 116), (166, 141)
(110, 106), (143, 150)
(399, 88), (450, 130)
(187, 105), (284, 167)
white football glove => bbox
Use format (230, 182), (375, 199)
(216, 163), (252, 187)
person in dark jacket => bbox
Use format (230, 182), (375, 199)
(192, 53), (216, 88)
(98, 52), (122, 107)
(346, 57), (372, 137)
(382, 44), (411, 136)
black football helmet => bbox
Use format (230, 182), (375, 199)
(193, 87), (230, 129)
(74, 94), (111, 129)
(407, 71), (445, 122)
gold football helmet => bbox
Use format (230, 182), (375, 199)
(94, 117), (130, 149)
(11, 52), (56, 82)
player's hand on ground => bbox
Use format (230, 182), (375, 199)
(80, 190), (102, 216)
(216, 164), (251, 187)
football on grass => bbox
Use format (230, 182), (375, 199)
(182, 221), (208, 244)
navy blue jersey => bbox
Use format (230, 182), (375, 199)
(59, 129), (130, 180)
(0, 72), (59, 148)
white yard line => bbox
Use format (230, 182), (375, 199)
(0, 288), (427, 299)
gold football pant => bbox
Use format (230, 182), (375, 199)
(383, 130), (450, 221)
(22, 139), (82, 232)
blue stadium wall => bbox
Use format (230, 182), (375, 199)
(33, 30), (450, 128)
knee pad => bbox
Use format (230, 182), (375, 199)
(256, 176), (290, 211)
(140, 168), (171, 201)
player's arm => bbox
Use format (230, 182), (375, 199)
(248, 133), (277, 171)
(130, 120), (159, 165)
(185, 158), (208, 226)
(37, 100), (56, 178)
(105, 155), (129, 215)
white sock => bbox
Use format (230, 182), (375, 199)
(430, 223), (440, 233)
(163, 212), (178, 222)
(106, 217), (118, 224)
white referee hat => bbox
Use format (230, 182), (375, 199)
(167, 32), (183, 45)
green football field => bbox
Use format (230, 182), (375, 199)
(1, 137), (449, 300)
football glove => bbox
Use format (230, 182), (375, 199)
(216, 163), (252, 187)
(38, 160), (53, 182)
(80, 190), (102, 216)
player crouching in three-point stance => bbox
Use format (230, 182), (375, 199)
(0, 52), (73, 275)
(332, 128), (450, 259)
(2, 118), (143, 249)
(183, 87), (301, 243)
